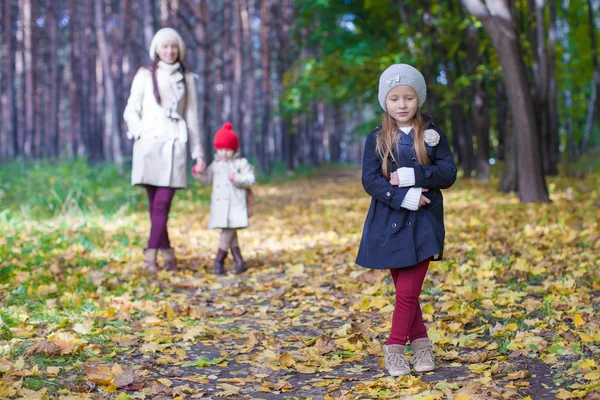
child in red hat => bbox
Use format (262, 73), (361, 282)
(192, 122), (255, 274)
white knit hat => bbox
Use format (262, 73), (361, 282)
(149, 27), (186, 61)
(378, 64), (427, 111)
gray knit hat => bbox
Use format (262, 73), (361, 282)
(378, 64), (427, 111)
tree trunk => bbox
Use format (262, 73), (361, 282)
(259, 0), (271, 173)
(23, 0), (34, 158)
(240, 0), (256, 158)
(463, 0), (549, 202)
(496, 80), (508, 161)
(68, 0), (81, 158)
(2, 0), (16, 158)
(546, 0), (560, 173)
(194, 0), (212, 162)
(95, 0), (122, 163)
(141, 0), (155, 54)
(116, 0), (130, 156)
(533, 0), (552, 175)
(583, 0), (600, 154)
(232, 0), (243, 140)
(272, 0), (293, 171)
(221, 0), (232, 123)
(47, 0), (59, 157)
(467, 23), (490, 181)
(500, 113), (518, 192)
(330, 105), (342, 163)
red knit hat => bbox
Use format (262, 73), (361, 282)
(214, 122), (239, 152)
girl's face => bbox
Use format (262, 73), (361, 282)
(157, 40), (179, 64)
(386, 86), (419, 127)
(217, 148), (234, 160)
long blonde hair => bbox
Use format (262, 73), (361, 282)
(375, 111), (430, 178)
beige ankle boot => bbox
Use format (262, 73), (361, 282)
(161, 248), (177, 271)
(411, 338), (435, 372)
(382, 344), (410, 377)
(142, 249), (159, 274)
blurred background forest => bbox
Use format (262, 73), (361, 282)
(0, 0), (598, 190)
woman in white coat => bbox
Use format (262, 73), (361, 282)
(124, 28), (205, 274)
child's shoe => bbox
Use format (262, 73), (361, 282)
(214, 249), (228, 275)
(231, 246), (247, 274)
(382, 344), (410, 377)
(410, 338), (435, 372)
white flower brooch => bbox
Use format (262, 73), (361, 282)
(424, 129), (440, 146)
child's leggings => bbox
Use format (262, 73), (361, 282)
(146, 186), (177, 249)
(219, 228), (239, 251)
(387, 258), (431, 346)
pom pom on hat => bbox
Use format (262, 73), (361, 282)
(214, 122), (239, 152)
(149, 27), (186, 61)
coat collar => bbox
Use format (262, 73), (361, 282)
(214, 152), (241, 162)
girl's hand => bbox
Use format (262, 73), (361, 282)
(419, 188), (430, 208)
(228, 172), (235, 183)
(194, 158), (206, 175)
(390, 171), (399, 186)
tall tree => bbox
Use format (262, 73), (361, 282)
(47, 0), (59, 156)
(94, 0), (122, 163)
(240, 0), (256, 158)
(68, 0), (82, 157)
(232, 0), (243, 137)
(2, 0), (16, 158)
(194, 0), (212, 162)
(546, 0), (559, 173)
(468, 24), (491, 182)
(582, 0), (600, 154)
(462, 0), (549, 202)
(22, 0), (34, 157)
(141, 0), (155, 52)
(259, 0), (272, 173)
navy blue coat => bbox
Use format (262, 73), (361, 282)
(355, 121), (457, 270)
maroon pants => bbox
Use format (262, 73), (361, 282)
(387, 258), (430, 346)
(145, 186), (177, 249)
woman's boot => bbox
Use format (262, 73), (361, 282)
(161, 248), (178, 272)
(142, 249), (159, 275)
(214, 249), (228, 275)
(231, 246), (247, 274)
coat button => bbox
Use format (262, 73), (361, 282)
(425, 170), (432, 177)
(407, 222), (411, 226)
(386, 191), (391, 197)
(392, 223), (397, 228)
(412, 157), (417, 162)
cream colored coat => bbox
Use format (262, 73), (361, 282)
(123, 62), (203, 188)
(194, 155), (255, 229)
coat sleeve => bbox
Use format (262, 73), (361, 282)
(233, 158), (256, 189)
(123, 68), (148, 139)
(413, 129), (457, 189)
(362, 132), (410, 210)
(193, 162), (214, 186)
(185, 73), (204, 161)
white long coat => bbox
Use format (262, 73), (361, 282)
(194, 155), (255, 229)
(123, 62), (203, 188)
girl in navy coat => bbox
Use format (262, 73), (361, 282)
(356, 64), (457, 376)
